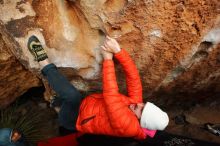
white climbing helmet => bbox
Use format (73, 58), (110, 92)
(140, 102), (169, 130)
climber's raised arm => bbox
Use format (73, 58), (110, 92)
(102, 36), (142, 103)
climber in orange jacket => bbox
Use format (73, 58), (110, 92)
(27, 35), (169, 143)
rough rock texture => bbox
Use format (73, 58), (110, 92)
(0, 34), (40, 108)
(0, 0), (220, 106)
(82, 0), (220, 97)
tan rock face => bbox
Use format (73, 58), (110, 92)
(0, 0), (220, 107)
(80, 0), (220, 97)
(0, 34), (40, 108)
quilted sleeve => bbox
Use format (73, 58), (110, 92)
(114, 49), (143, 103)
(102, 60), (144, 139)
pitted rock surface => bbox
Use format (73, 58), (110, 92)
(0, 0), (220, 105)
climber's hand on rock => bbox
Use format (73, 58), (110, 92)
(103, 36), (121, 54)
(101, 46), (113, 60)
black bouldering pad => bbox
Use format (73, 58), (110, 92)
(145, 131), (220, 146)
(77, 131), (220, 146)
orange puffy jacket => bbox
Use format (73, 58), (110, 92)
(76, 49), (146, 140)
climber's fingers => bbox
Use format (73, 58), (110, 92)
(101, 46), (107, 51)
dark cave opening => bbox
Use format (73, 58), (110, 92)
(1, 87), (220, 146)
